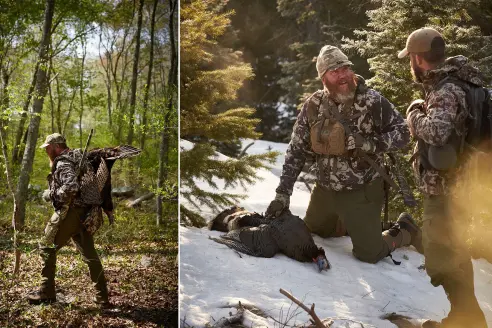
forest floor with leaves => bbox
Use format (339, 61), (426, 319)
(0, 198), (178, 328)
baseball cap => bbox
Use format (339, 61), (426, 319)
(398, 27), (444, 58)
(39, 133), (67, 148)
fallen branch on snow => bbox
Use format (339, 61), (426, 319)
(279, 288), (325, 328)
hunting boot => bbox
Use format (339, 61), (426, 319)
(27, 247), (57, 304)
(86, 254), (110, 307)
(439, 261), (487, 328)
(396, 212), (424, 254)
(93, 275), (110, 307)
(382, 212), (423, 254)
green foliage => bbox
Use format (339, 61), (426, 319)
(0, 198), (178, 327)
(277, 0), (372, 105)
(222, 0), (299, 141)
(180, 0), (278, 225)
(343, 0), (492, 110)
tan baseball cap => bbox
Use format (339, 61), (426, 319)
(398, 27), (444, 58)
(316, 45), (353, 79)
(40, 133), (67, 148)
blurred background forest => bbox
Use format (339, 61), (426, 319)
(180, 0), (492, 261)
(0, 0), (178, 326)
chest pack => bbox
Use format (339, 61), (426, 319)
(418, 77), (492, 171)
(306, 85), (382, 156)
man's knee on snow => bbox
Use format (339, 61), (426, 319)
(352, 249), (382, 264)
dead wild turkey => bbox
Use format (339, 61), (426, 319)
(209, 206), (331, 272)
(82, 145), (142, 224)
(87, 145), (141, 189)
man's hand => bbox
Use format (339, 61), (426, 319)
(104, 210), (114, 225)
(265, 193), (290, 218)
(406, 99), (424, 137)
(347, 135), (376, 153)
(406, 99), (425, 117)
(346, 135), (356, 150)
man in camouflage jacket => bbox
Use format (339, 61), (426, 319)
(27, 133), (110, 307)
(402, 28), (487, 328)
(266, 45), (421, 265)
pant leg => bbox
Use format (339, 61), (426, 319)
(72, 227), (108, 301)
(303, 183), (340, 238)
(40, 206), (88, 294)
(336, 178), (389, 264)
(422, 194), (486, 327)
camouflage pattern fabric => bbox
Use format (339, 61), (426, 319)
(276, 77), (410, 195)
(46, 149), (104, 240)
(43, 206), (68, 245)
(407, 56), (483, 195)
(48, 149), (102, 209)
(316, 45), (353, 79)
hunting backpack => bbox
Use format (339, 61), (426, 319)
(419, 77), (492, 171)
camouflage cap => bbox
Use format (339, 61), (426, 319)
(398, 27), (444, 58)
(39, 133), (66, 148)
(316, 45), (353, 79)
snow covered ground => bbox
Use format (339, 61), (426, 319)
(179, 139), (492, 328)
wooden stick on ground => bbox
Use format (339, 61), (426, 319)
(279, 288), (326, 328)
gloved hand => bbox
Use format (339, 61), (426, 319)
(347, 135), (376, 153)
(406, 99), (424, 137)
(265, 193), (290, 218)
(406, 99), (425, 117)
(346, 135), (356, 150)
(42, 189), (51, 202)
(360, 138), (376, 153)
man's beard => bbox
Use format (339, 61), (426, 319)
(324, 76), (357, 105)
(411, 58), (424, 83)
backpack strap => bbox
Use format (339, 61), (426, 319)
(309, 91), (330, 186)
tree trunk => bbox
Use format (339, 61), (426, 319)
(0, 117), (19, 275)
(98, 29), (113, 128)
(55, 67), (62, 133)
(156, 0), (177, 225)
(62, 87), (77, 135)
(14, 0), (56, 230)
(126, 0), (144, 146)
(12, 63), (38, 164)
(79, 37), (86, 148)
(48, 61), (55, 133)
(1, 66), (10, 128)
(140, 0), (158, 151)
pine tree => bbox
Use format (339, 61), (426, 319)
(180, 0), (277, 227)
(343, 0), (492, 109)
(223, 0), (298, 142)
(277, 0), (371, 105)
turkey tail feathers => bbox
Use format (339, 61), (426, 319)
(105, 145), (142, 160)
(209, 236), (260, 257)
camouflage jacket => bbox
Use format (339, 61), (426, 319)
(407, 56), (483, 195)
(276, 77), (410, 194)
(48, 149), (102, 210)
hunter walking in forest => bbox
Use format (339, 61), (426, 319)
(266, 45), (422, 264)
(27, 133), (110, 307)
(402, 27), (488, 328)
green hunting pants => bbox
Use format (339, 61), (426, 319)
(422, 194), (486, 327)
(40, 206), (108, 301)
(304, 178), (390, 263)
